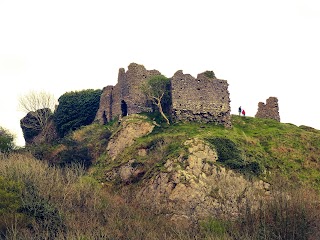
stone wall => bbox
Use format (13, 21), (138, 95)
(171, 70), (231, 127)
(95, 86), (113, 124)
(255, 97), (280, 122)
(95, 63), (161, 123)
(95, 63), (232, 128)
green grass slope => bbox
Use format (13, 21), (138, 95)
(88, 114), (320, 191)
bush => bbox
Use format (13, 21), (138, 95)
(58, 145), (92, 168)
(0, 176), (23, 232)
(54, 139), (93, 168)
(0, 127), (15, 153)
(207, 137), (264, 176)
(207, 137), (245, 168)
(54, 89), (102, 137)
(19, 184), (65, 238)
(200, 218), (229, 238)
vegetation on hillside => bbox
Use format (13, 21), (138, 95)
(0, 127), (15, 153)
(54, 89), (102, 137)
(2, 110), (320, 239)
(0, 154), (199, 239)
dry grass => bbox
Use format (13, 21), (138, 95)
(1, 153), (319, 239)
(0, 153), (199, 240)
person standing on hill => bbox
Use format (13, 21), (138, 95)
(242, 109), (246, 116)
(238, 106), (242, 116)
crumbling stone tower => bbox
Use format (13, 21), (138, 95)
(255, 97), (280, 122)
(95, 63), (161, 123)
(171, 70), (232, 127)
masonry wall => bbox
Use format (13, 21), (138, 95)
(95, 63), (161, 123)
(95, 86), (113, 124)
(95, 63), (232, 128)
(171, 70), (232, 127)
(117, 63), (161, 116)
(255, 97), (280, 122)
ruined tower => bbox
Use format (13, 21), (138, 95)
(255, 97), (280, 122)
(95, 63), (161, 123)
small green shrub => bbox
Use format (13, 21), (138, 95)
(57, 145), (92, 168)
(0, 127), (15, 153)
(0, 177), (23, 232)
(207, 137), (264, 176)
(200, 218), (229, 238)
(207, 137), (244, 168)
(28, 143), (52, 160)
(204, 70), (216, 78)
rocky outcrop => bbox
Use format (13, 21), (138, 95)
(102, 115), (270, 224)
(255, 97), (280, 122)
(20, 109), (58, 146)
(136, 138), (270, 223)
(106, 114), (156, 160)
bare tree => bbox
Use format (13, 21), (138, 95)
(18, 90), (57, 132)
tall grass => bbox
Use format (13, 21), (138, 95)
(0, 153), (200, 240)
(230, 176), (320, 240)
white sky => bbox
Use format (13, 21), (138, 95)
(1, 0), (320, 146)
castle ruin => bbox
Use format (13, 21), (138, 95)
(171, 70), (231, 127)
(95, 63), (232, 127)
(95, 63), (161, 123)
(255, 97), (280, 122)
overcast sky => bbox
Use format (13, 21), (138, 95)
(1, 0), (320, 146)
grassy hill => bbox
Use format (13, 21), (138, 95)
(77, 113), (320, 191)
(1, 113), (320, 239)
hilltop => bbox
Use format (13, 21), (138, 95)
(8, 63), (319, 238)
(2, 112), (320, 239)
(31, 113), (320, 218)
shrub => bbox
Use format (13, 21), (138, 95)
(0, 176), (23, 232)
(0, 127), (15, 153)
(200, 218), (229, 238)
(207, 137), (264, 176)
(57, 145), (92, 168)
(54, 89), (102, 137)
(204, 70), (216, 78)
(207, 137), (245, 168)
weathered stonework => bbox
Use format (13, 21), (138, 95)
(95, 63), (161, 123)
(171, 70), (231, 127)
(255, 97), (280, 122)
(95, 63), (232, 128)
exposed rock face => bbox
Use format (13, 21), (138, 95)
(95, 63), (161, 124)
(171, 70), (232, 128)
(255, 97), (280, 122)
(31, 119), (59, 145)
(20, 110), (58, 145)
(137, 138), (269, 223)
(106, 114), (156, 160)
